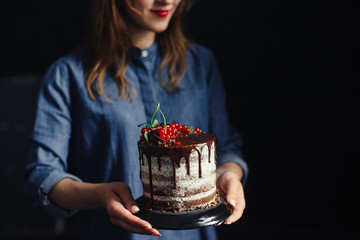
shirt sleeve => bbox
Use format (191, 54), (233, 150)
(23, 60), (82, 217)
(205, 50), (249, 185)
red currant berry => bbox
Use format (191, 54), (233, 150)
(158, 128), (165, 135)
(194, 127), (200, 132)
(174, 122), (179, 127)
(184, 128), (190, 133)
(177, 125), (183, 131)
(162, 141), (167, 146)
(165, 134), (171, 139)
(170, 123), (176, 129)
(167, 127), (172, 132)
(176, 141), (180, 146)
(141, 128), (146, 134)
(146, 129), (151, 133)
(159, 134), (166, 140)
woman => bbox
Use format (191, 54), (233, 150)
(24, 0), (248, 239)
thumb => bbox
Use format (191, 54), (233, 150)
(225, 179), (239, 208)
(224, 180), (245, 224)
(116, 183), (140, 214)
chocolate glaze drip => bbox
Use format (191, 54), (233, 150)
(194, 148), (202, 178)
(138, 145), (143, 179)
(157, 157), (161, 171)
(147, 154), (154, 208)
(138, 133), (216, 200)
(208, 144), (211, 163)
(172, 160), (177, 189)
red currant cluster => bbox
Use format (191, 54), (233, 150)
(141, 122), (201, 146)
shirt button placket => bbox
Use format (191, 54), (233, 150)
(135, 51), (157, 121)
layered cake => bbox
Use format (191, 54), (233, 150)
(138, 118), (219, 212)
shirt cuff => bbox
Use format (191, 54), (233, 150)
(38, 169), (82, 218)
(217, 152), (249, 186)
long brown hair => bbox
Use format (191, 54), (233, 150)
(86, 0), (195, 101)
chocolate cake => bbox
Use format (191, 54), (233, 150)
(138, 122), (218, 212)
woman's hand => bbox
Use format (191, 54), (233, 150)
(101, 182), (161, 236)
(216, 162), (246, 225)
(49, 178), (160, 236)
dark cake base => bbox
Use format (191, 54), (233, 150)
(134, 196), (232, 230)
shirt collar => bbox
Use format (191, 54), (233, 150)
(132, 42), (159, 70)
(133, 42), (159, 61)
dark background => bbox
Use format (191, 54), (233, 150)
(0, 0), (358, 239)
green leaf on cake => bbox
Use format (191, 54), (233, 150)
(152, 119), (158, 128)
(188, 126), (193, 133)
(144, 131), (149, 142)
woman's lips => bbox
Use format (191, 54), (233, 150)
(151, 10), (169, 18)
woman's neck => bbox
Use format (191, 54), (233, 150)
(130, 30), (156, 50)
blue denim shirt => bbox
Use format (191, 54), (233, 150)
(23, 43), (248, 240)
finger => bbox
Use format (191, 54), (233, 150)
(223, 180), (245, 224)
(107, 196), (152, 230)
(215, 220), (225, 227)
(225, 197), (245, 224)
(110, 217), (161, 236)
(117, 185), (140, 214)
(225, 178), (242, 208)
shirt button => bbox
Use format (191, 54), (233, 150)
(141, 50), (149, 58)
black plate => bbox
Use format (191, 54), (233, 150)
(134, 196), (232, 230)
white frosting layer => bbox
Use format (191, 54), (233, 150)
(144, 187), (217, 202)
